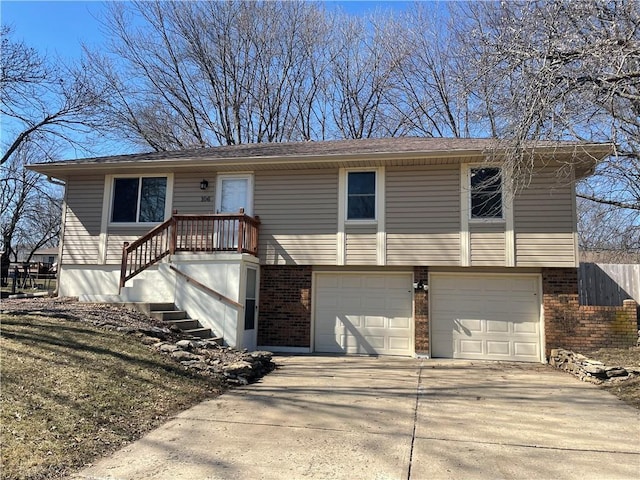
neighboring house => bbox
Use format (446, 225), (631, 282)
(28, 137), (638, 361)
(31, 247), (59, 267)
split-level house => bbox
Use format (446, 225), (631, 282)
(29, 137), (638, 362)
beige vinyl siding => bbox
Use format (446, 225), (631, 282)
(255, 169), (338, 265)
(345, 224), (377, 265)
(105, 228), (153, 264)
(514, 167), (576, 266)
(386, 165), (460, 265)
(387, 234), (460, 265)
(470, 223), (505, 266)
(61, 175), (104, 264)
(172, 172), (216, 214)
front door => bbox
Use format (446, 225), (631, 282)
(215, 175), (253, 249)
(216, 175), (253, 215)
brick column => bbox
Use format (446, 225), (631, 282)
(258, 265), (312, 348)
(414, 266), (429, 355)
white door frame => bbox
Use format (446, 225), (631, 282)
(215, 173), (254, 215)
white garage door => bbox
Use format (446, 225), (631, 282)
(431, 274), (541, 362)
(314, 273), (413, 356)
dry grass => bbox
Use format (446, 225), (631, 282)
(583, 346), (640, 409)
(1, 313), (220, 480)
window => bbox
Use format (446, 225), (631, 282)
(470, 167), (502, 219)
(111, 176), (167, 223)
(347, 171), (376, 220)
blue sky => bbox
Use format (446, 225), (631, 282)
(1, 1), (412, 61)
(1, 1), (413, 159)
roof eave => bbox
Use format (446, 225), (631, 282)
(25, 142), (612, 178)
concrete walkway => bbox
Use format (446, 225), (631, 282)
(73, 355), (640, 480)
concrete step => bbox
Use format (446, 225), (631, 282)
(164, 319), (201, 330)
(148, 302), (176, 312)
(183, 327), (213, 339)
(151, 310), (188, 321)
(120, 301), (217, 341)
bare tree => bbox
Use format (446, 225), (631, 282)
(326, 12), (410, 139)
(1, 27), (99, 279)
(1, 142), (62, 267)
(1, 26), (108, 165)
(451, 1), (639, 205)
(577, 197), (639, 261)
(390, 5), (473, 138)
(88, 0), (331, 150)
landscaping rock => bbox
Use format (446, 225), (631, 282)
(583, 364), (605, 375)
(1, 296), (276, 387)
(605, 368), (627, 378)
(224, 361), (253, 376)
(176, 340), (195, 350)
(159, 344), (179, 353)
(171, 350), (199, 361)
(548, 348), (639, 386)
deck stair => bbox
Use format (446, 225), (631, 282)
(129, 302), (221, 341)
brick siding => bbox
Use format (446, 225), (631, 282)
(542, 267), (638, 354)
(258, 265), (312, 347)
(414, 266), (429, 354)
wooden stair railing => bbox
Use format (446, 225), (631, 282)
(119, 211), (260, 291)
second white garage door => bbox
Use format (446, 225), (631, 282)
(314, 273), (413, 356)
(430, 274), (542, 362)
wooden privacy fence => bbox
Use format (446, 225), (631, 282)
(120, 212), (260, 290)
(578, 263), (640, 306)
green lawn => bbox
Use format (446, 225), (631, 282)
(1, 313), (220, 480)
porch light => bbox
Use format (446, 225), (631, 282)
(200, 179), (209, 190)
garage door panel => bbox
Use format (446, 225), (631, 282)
(456, 318), (483, 333)
(315, 273), (413, 356)
(363, 295), (387, 309)
(364, 316), (385, 328)
(389, 317), (410, 329)
(317, 275), (339, 288)
(459, 340), (483, 354)
(487, 341), (510, 355)
(431, 274), (541, 362)
(486, 320), (510, 333)
(342, 276), (363, 288)
(513, 322), (538, 334)
(389, 336), (411, 350)
(363, 335), (385, 348)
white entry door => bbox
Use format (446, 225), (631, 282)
(314, 273), (413, 356)
(215, 175), (253, 249)
(216, 175), (253, 215)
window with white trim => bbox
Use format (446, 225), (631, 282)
(111, 176), (167, 223)
(470, 167), (502, 219)
(347, 171), (376, 220)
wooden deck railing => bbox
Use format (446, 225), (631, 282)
(119, 211), (260, 290)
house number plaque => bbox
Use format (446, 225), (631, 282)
(200, 196), (211, 202)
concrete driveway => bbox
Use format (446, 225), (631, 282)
(73, 355), (639, 480)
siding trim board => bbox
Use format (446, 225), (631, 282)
(339, 167), (385, 267)
(98, 176), (111, 264)
(460, 164), (470, 266)
(337, 169), (346, 265)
